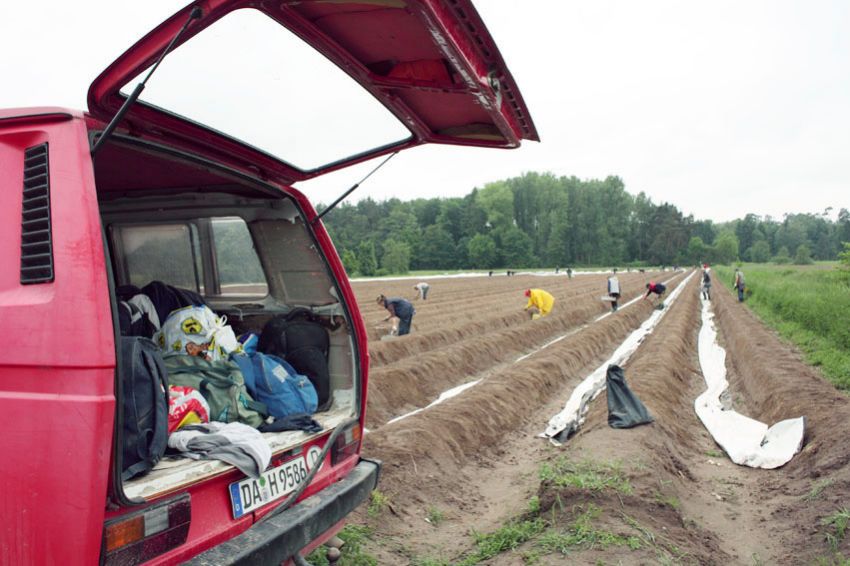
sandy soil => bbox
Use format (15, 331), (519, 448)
(342, 271), (847, 564)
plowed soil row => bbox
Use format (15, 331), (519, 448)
(365, 273), (683, 428)
(358, 272), (661, 366)
(344, 272), (846, 564)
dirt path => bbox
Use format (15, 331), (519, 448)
(342, 272), (849, 564)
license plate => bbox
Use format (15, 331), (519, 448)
(229, 456), (308, 519)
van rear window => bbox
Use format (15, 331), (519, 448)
(212, 218), (268, 297)
(113, 218), (268, 298)
(120, 223), (203, 293)
(120, 8), (410, 170)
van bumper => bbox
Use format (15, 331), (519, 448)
(185, 458), (381, 565)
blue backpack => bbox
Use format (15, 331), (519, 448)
(231, 353), (318, 418)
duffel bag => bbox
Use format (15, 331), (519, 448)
(163, 354), (266, 428)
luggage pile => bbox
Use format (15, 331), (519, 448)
(118, 281), (331, 480)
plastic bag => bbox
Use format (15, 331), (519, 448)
(167, 385), (211, 433)
(155, 305), (241, 361)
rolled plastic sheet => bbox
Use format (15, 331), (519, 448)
(694, 297), (804, 469)
(542, 271), (696, 444)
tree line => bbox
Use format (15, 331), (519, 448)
(320, 172), (850, 275)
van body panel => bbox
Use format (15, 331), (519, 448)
(183, 459), (379, 566)
(0, 114), (114, 564)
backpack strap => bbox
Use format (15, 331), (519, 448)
(285, 307), (340, 331)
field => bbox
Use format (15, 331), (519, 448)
(713, 264), (850, 389)
(312, 269), (850, 565)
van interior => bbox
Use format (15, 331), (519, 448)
(95, 136), (360, 502)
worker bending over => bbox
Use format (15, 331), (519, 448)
(377, 294), (415, 336)
(642, 281), (667, 302)
(524, 288), (555, 318)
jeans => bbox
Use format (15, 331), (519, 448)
(737, 286), (745, 302)
(398, 316), (413, 336)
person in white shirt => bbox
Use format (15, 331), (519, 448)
(607, 269), (621, 312)
(413, 281), (430, 300)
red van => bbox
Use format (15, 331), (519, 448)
(0, 1), (536, 564)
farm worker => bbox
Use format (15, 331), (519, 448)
(524, 288), (555, 318)
(413, 281), (430, 300)
(701, 265), (712, 300)
(377, 294), (415, 336)
(733, 268), (746, 302)
(642, 281), (667, 302)
(607, 269), (621, 312)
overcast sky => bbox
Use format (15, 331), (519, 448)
(2, 1), (847, 222)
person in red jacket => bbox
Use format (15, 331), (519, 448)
(642, 281), (667, 302)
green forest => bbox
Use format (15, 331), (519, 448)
(321, 172), (850, 276)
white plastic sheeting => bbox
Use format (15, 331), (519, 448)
(695, 297), (805, 469)
(515, 284), (668, 364)
(376, 275), (681, 431)
(385, 379), (482, 425)
(541, 271), (696, 444)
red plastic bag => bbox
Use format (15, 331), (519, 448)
(167, 385), (210, 433)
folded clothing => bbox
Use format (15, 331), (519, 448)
(168, 421), (271, 478)
(258, 413), (323, 434)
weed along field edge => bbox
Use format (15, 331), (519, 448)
(713, 263), (850, 389)
(310, 269), (850, 565)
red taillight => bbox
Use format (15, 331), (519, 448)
(103, 495), (191, 565)
(330, 422), (362, 465)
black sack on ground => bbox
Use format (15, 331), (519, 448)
(606, 364), (654, 429)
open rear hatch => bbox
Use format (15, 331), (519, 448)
(88, 0), (538, 186)
(95, 0), (537, 524)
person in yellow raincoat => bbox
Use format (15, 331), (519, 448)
(524, 288), (555, 318)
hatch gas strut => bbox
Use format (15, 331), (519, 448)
(91, 6), (203, 156)
(312, 151), (398, 225)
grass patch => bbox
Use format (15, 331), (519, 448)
(815, 554), (850, 566)
(443, 491), (651, 565)
(805, 479), (835, 502)
(705, 449), (724, 458)
(823, 509), (850, 552)
(654, 492), (681, 510)
(455, 518), (548, 566)
(367, 490), (390, 518)
(527, 495), (541, 514)
(621, 513), (689, 565)
(538, 504), (642, 554)
(539, 457), (632, 494)
(305, 525), (377, 566)
(713, 264), (850, 389)
(426, 506), (445, 526)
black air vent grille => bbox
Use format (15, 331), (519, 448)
(20, 143), (54, 284)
